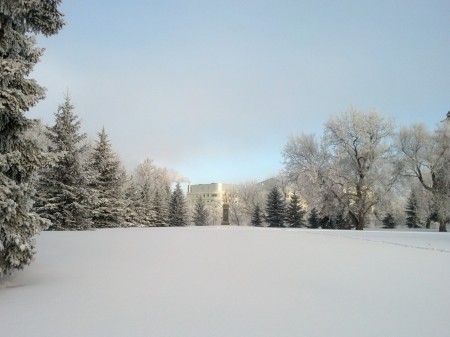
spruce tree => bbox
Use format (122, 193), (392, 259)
(135, 179), (154, 226)
(382, 213), (396, 229)
(308, 207), (320, 229)
(405, 191), (420, 228)
(123, 174), (140, 226)
(250, 204), (263, 227)
(320, 215), (335, 229)
(285, 192), (305, 228)
(264, 186), (286, 228)
(0, 1), (64, 275)
(152, 190), (168, 227)
(193, 197), (208, 226)
(35, 94), (94, 230)
(89, 127), (125, 228)
(334, 212), (350, 230)
(169, 183), (188, 226)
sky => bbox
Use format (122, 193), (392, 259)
(29, 0), (450, 184)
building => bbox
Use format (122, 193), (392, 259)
(186, 183), (234, 205)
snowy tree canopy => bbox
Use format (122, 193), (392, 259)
(169, 183), (188, 227)
(264, 186), (286, 228)
(89, 127), (125, 228)
(0, 0), (64, 275)
(398, 119), (450, 231)
(34, 94), (94, 230)
(283, 108), (399, 230)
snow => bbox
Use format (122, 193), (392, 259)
(1, 227), (449, 337)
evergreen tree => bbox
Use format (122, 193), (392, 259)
(152, 190), (168, 227)
(405, 191), (420, 228)
(35, 94), (94, 230)
(135, 179), (154, 226)
(308, 208), (320, 229)
(334, 212), (350, 230)
(264, 186), (286, 227)
(320, 215), (335, 229)
(285, 192), (305, 228)
(382, 213), (396, 229)
(123, 174), (140, 226)
(89, 127), (125, 228)
(193, 197), (208, 226)
(250, 204), (263, 227)
(0, 1), (64, 275)
(169, 183), (188, 226)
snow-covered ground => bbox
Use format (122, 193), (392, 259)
(1, 227), (449, 337)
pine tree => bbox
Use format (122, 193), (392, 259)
(382, 213), (396, 229)
(285, 192), (305, 228)
(35, 94), (94, 230)
(405, 191), (420, 228)
(122, 174), (140, 226)
(152, 190), (168, 227)
(193, 197), (208, 226)
(264, 186), (286, 227)
(250, 204), (263, 227)
(320, 215), (335, 229)
(308, 208), (320, 229)
(0, 1), (64, 275)
(334, 212), (350, 230)
(169, 183), (188, 226)
(89, 127), (125, 228)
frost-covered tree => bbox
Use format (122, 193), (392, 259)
(122, 174), (140, 226)
(152, 190), (169, 227)
(382, 212), (396, 229)
(308, 208), (320, 229)
(320, 215), (335, 229)
(134, 158), (171, 226)
(229, 181), (266, 226)
(250, 204), (263, 227)
(35, 94), (94, 230)
(89, 127), (125, 228)
(193, 197), (208, 226)
(0, 1), (64, 275)
(169, 183), (188, 226)
(283, 109), (399, 230)
(134, 178), (154, 226)
(405, 191), (420, 228)
(285, 192), (305, 228)
(398, 119), (450, 231)
(265, 186), (286, 227)
(334, 212), (351, 230)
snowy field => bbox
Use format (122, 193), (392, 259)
(1, 227), (449, 337)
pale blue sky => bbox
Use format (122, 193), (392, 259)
(30, 0), (450, 183)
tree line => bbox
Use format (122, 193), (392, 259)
(279, 108), (450, 232)
(30, 93), (192, 230)
(225, 109), (449, 231)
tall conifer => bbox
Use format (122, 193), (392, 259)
(89, 127), (125, 228)
(264, 186), (286, 228)
(285, 192), (305, 228)
(0, 1), (64, 275)
(169, 183), (188, 226)
(193, 197), (208, 226)
(35, 94), (94, 230)
(250, 204), (263, 227)
(405, 191), (420, 228)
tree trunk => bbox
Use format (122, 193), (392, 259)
(356, 212), (365, 230)
(439, 222), (447, 232)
